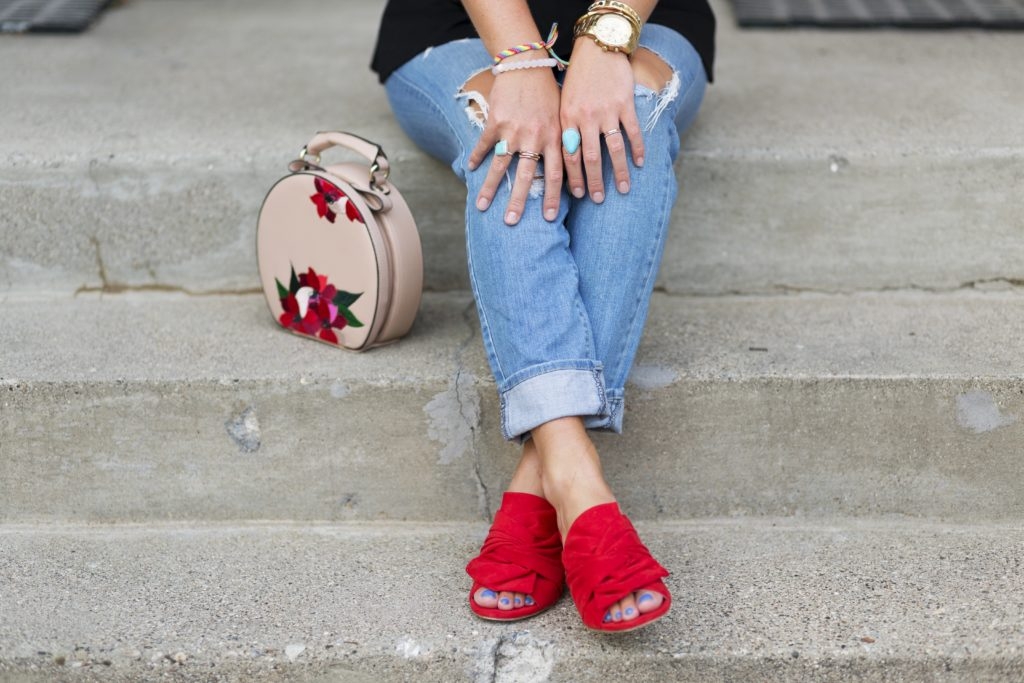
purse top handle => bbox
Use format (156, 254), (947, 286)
(300, 131), (391, 191)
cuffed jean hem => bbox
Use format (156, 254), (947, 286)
(582, 388), (625, 435)
(500, 362), (609, 442)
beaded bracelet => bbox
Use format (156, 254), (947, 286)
(491, 58), (559, 76)
(492, 23), (569, 69)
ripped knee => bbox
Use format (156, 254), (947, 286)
(632, 47), (673, 92)
(631, 48), (680, 130)
(456, 68), (494, 129)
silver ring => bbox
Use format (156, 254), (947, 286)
(517, 150), (542, 161)
(603, 128), (622, 137)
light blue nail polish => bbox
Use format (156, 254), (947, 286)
(525, 596), (535, 605)
(638, 593), (653, 604)
(562, 128), (581, 155)
(603, 613), (611, 623)
(625, 607), (636, 616)
(500, 598), (510, 605)
(614, 611), (622, 619)
(514, 597), (523, 605)
(481, 589), (497, 599)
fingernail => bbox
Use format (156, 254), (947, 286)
(500, 598), (510, 605)
(525, 596), (535, 605)
(505, 211), (518, 224)
(618, 181), (629, 194)
(637, 156), (645, 167)
(481, 589), (497, 599)
(625, 607), (636, 616)
(476, 197), (490, 211)
(593, 192), (604, 204)
(572, 187), (585, 199)
(638, 593), (654, 604)
(544, 207), (557, 221)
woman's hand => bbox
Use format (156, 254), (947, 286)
(559, 38), (645, 203)
(467, 67), (564, 226)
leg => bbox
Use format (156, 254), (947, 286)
(386, 40), (608, 615)
(567, 25), (708, 431)
(535, 28), (708, 625)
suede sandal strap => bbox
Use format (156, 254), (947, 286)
(563, 502), (671, 630)
(466, 492), (563, 596)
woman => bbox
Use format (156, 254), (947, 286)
(372, 0), (714, 632)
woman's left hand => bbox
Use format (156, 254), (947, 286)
(559, 38), (645, 203)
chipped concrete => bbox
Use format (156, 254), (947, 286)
(225, 405), (262, 453)
(956, 390), (1018, 434)
(425, 371), (481, 466)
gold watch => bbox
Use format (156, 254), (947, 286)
(574, 11), (640, 56)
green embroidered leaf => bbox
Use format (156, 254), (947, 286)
(338, 304), (364, 328)
(275, 278), (288, 300)
(289, 264), (299, 293)
(333, 290), (362, 309)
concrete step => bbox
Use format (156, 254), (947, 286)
(3, 290), (1023, 523)
(1, 519), (1021, 682)
(2, 0), (1022, 297)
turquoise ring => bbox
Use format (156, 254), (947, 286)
(561, 128), (581, 155)
(494, 139), (510, 157)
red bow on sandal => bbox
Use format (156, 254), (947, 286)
(563, 502), (671, 632)
(465, 492), (565, 621)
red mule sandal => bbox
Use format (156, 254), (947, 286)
(465, 492), (565, 621)
(563, 502), (671, 632)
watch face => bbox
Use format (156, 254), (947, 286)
(593, 13), (633, 47)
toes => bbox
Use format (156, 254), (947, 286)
(636, 590), (665, 614)
(609, 600), (624, 623)
(512, 593), (525, 609)
(475, 588), (498, 608)
(497, 591), (515, 611)
(525, 595), (535, 606)
(620, 593), (639, 621)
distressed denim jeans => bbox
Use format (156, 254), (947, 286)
(385, 24), (707, 441)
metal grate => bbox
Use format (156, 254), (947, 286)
(0, 0), (112, 33)
(730, 0), (1024, 27)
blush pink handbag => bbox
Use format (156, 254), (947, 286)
(256, 132), (423, 351)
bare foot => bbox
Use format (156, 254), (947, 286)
(472, 439), (545, 610)
(533, 417), (666, 624)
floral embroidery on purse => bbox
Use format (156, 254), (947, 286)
(276, 265), (364, 344)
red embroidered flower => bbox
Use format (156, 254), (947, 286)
(275, 264), (364, 345)
(309, 177), (364, 224)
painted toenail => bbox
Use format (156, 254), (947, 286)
(500, 598), (510, 605)
(525, 596), (535, 605)
(638, 593), (653, 604)
(604, 613), (611, 623)
(625, 607), (636, 616)
(514, 597), (523, 605)
(481, 589), (496, 599)
(615, 611), (622, 619)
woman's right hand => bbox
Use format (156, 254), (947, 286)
(466, 67), (564, 226)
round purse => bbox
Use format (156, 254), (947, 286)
(256, 132), (423, 351)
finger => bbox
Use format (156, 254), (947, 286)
(542, 142), (563, 221)
(603, 124), (631, 195)
(504, 152), (539, 226)
(621, 106), (645, 168)
(561, 127), (586, 199)
(580, 126), (605, 203)
(468, 125), (500, 172)
(475, 148), (513, 212)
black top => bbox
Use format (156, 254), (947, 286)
(371, 0), (715, 84)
